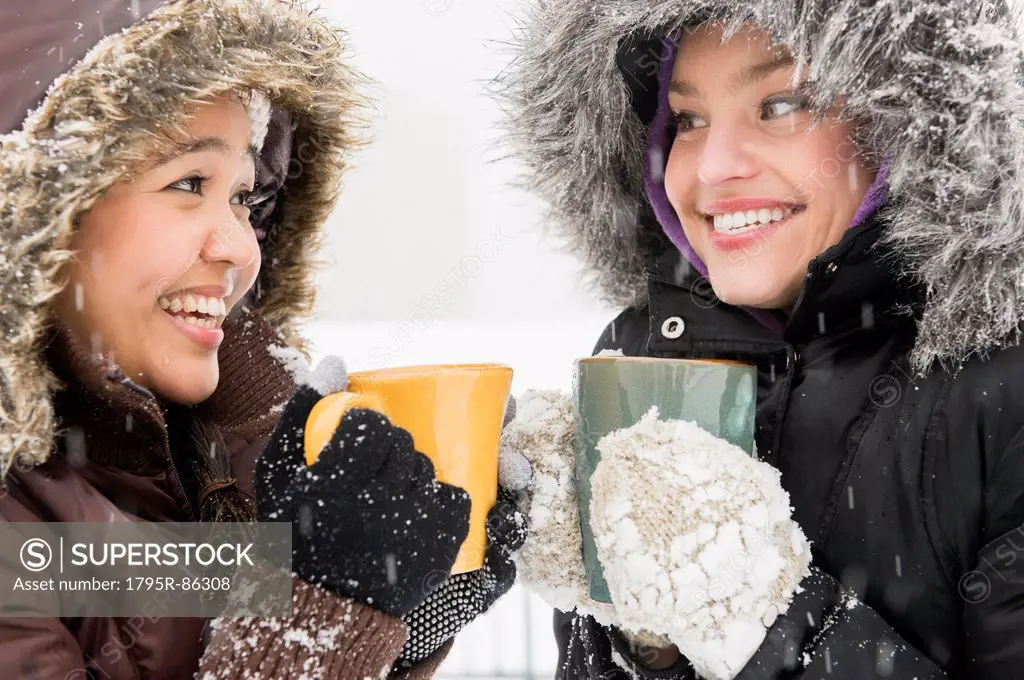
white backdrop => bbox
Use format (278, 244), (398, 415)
(304, 1), (617, 676)
(313, 0), (612, 331)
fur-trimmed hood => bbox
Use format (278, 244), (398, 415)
(498, 0), (1024, 374)
(0, 0), (369, 470)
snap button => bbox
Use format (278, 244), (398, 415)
(661, 316), (685, 339)
(825, 261), (840, 277)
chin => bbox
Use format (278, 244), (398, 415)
(708, 269), (795, 311)
(148, 365), (220, 405)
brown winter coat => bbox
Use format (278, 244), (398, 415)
(0, 309), (430, 679)
(0, 1), (451, 677)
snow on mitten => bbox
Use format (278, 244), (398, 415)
(590, 407), (811, 680)
(257, 391), (471, 619)
(498, 389), (616, 626)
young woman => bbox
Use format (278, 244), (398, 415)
(0, 1), (520, 678)
(501, 0), (1024, 678)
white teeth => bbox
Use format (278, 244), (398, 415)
(173, 314), (222, 330)
(199, 295), (225, 316)
(159, 292), (228, 319)
(711, 206), (800, 233)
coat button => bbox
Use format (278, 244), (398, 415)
(661, 316), (685, 339)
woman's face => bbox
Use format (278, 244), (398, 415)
(56, 96), (261, 405)
(664, 23), (876, 312)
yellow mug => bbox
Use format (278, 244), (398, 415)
(304, 363), (514, 574)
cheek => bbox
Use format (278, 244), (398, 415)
(135, 220), (209, 296)
(799, 131), (872, 237)
(663, 144), (692, 210)
(235, 229), (262, 297)
(800, 126), (861, 198)
(70, 203), (159, 301)
(663, 146), (710, 254)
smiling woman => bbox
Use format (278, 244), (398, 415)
(664, 23), (878, 311)
(56, 96), (263, 405)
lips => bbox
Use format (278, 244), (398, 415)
(704, 206), (805, 251)
(156, 289), (230, 349)
(709, 205), (806, 234)
(161, 307), (225, 350)
(701, 198), (804, 214)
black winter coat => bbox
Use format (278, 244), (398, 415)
(553, 213), (1024, 679)
(498, 0), (1024, 676)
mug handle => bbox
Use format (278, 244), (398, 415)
(304, 392), (387, 465)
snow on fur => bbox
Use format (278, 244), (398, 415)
(496, 0), (1024, 374)
(246, 90), (273, 152)
(0, 0), (371, 472)
(590, 407), (811, 680)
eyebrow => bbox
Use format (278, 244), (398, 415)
(669, 54), (795, 98)
(154, 136), (258, 167)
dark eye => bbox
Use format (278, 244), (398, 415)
(761, 94), (811, 120)
(168, 176), (205, 195)
(670, 110), (706, 136)
(231, 188), (254, 207)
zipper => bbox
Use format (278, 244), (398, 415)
(163, 437), (196, 520)
(103, 364), (197, 520)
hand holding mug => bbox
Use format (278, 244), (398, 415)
(256, 360), (472, 618)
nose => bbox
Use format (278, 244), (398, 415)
(694, 118), (760, 186)
(198, 206), (259, 271)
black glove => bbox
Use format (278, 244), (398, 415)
(392, 488), (528, 669)
(256, 383), (472, 618)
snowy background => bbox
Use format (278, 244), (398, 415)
(305, 0), (616, 676)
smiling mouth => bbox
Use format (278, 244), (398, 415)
(157, 292), (228, 329)
(703, 205), (807, 235)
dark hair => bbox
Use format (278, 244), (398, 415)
(165, 405), (255, 523)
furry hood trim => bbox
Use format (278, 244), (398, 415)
(497, 0), (1024, 374)
(0, 0), (369, 469)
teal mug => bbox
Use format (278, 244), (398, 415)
(573, 356), (757, 603)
